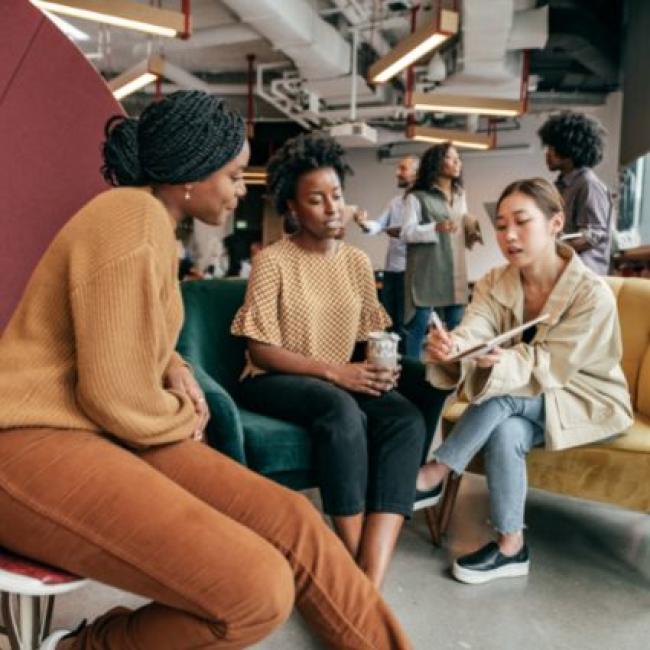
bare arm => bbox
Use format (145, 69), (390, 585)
(249, 340), (333, 380)
(248, 340), (396, 396)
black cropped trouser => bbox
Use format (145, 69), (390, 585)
(238, 374), (427, 517)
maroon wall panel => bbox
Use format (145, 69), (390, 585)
(0, 0), (123, 329)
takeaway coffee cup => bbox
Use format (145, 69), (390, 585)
(367, 332), (400, 369)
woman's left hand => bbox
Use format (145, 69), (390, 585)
(164, 366), (210, 441)
(372, 365), (401, 392)
(474, 347), (503, 368)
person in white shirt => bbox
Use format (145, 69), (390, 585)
(354, 155), (419, 339)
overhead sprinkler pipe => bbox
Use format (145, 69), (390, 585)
(520, 49), (530, 114)
(256, 62), (311, 129)
(405, 4), (420, 130)
(181, 0), (191, 39)
(247, 53), (255, 138)
(350, 27), (359, 122)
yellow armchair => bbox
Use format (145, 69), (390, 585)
(433, 277), (650, 544)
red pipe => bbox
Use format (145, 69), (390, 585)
(181, 0), (191, 39)
(487, 117), (497, 148)
(246, 54), (255, 139)
(520, 49), (530, 113)
(405, 4), (419, 130)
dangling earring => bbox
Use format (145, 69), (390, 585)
(184, 185), (192, 201)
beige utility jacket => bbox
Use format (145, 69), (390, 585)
(427, 246), (633, 450)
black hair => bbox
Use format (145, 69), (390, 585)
(223, 232), (250, 277)
(102, 90), (246, 187)
(266, 133), (352, 216)
(537, 111), (605, 168)
(409, 142), (462, 195)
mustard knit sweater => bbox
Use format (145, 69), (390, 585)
(0, 188), (196, 447)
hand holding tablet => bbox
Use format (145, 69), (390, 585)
(446, 313), (550, 362)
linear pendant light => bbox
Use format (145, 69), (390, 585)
(368, 9), (459, 84)
(409, 92), (523, 117)
(407, 125), (493, 151)
(243, 167), (267, 186)
(108, 55), (166, 100)
(30, 1), (187, 38)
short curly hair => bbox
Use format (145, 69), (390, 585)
(537, 111), (606, 168)
(267, 133), (352, 215)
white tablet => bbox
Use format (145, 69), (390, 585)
(559, 232), (582, 241)
(446, 313), (550, 362)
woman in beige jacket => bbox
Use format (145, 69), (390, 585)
(417, 177), (632, 585)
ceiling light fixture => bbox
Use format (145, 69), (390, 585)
(407, 125), (494, 151)
(41, 9), (90, 41)
(108, 55), (165, 100)
(410, 92), (523, 117)
(243, 168), (267, 186)
(368, 9), (459, 84)
(30, 0), (188, 38)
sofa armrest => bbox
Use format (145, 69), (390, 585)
(192, 364), (247, 465)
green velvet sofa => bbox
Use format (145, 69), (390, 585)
(177, 278), (447, 493)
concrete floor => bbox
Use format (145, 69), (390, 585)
(6, 474), (649, 650)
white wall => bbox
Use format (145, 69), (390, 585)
(343, 92), (622, 280)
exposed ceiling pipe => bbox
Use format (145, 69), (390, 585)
(256, 62), (311, 128)
(144, 83), (249, 95)
(246, 54), (255, 138)
(328, 0), (368, 24)
(222, 0), (351, 80)
(436, 0), (547, 99)
(320, 104), (408, 122)
(544, 0), (619, 86)
(163, 23), (259, 50)
(161, 60), (211, 92)
(546, 34), (617, 85)
(329, 0), (395, 57)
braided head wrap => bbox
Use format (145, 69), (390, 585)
(102, 91), (246, 187)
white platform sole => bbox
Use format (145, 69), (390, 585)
(452, 560), (530, 585)
(412, 493), (443, 511)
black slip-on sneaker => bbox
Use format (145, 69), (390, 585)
(413, 482), (444, 511)
(452, 542), (530, 585)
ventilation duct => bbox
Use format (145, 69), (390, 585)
(221, 0), (351, 80)
(435, 0), (548, 99)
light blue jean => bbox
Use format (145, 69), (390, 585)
(434, 395), (546, 534)
(404, 304), (465, 359)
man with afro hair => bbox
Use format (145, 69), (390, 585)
(538, 111), (613, 274)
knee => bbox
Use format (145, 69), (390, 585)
(219, 546), (295, 646)
(253, 554), (295, 632)
(485, 420), (527, 460)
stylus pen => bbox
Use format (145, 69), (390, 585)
(428, 310), (445, 333)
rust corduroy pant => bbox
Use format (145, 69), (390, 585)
(0, 428), (411, 649)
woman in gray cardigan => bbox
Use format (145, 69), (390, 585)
(400, 143), (482, 358)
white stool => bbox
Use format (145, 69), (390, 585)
(0, 549), (87, 650)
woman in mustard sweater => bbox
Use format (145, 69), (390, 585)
(0, 91), (411, 650)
